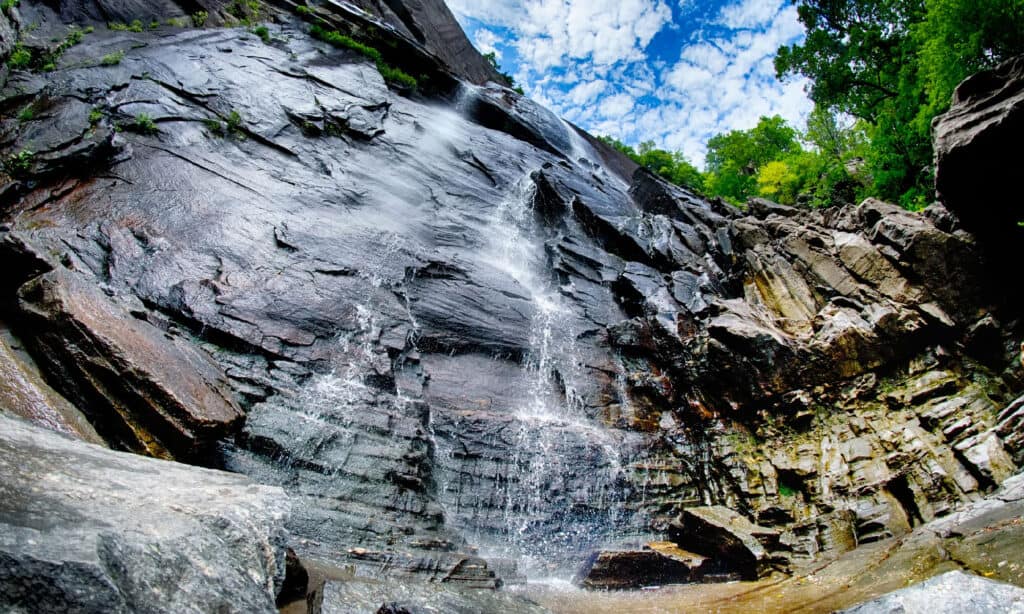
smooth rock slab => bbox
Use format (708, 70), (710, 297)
(0, 413), (290, 614)
(840, 570), (1024, 614)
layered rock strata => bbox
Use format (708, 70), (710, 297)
(0, 0), (1021, 595)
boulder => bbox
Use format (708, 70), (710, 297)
(933, 54), (1024, 307)
(573, 542), (710, 589)
(669, 506), (783, 579)
(16, 268), (243, 461)
(0, 413), (290, 613)
(840, 570), (1024, 614)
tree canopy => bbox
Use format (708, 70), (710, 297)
(599, 112), (867, 209)
(597, 136), (705, 192)
(776, 0), (1024, 208)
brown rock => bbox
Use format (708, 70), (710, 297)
(16, 269), (243, 461)
(574, 543), (710, 589)
(0, 331), (104, 445)
(670, 506), (783, 579)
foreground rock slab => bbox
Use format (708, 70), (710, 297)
(840, 570), (1024, 614)
(0, 414), (290, 614)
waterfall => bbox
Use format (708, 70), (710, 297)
(430, 176), (631, 580)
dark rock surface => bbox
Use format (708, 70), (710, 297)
(0, 413), (290, 614)
(933, 54), (1024, 306)
(0, 0), (1021, 606)
(670, 507), (782, 579)
(574, 543), (710, 589)
(16, 268), (244, 462)
(840, 571), (1024, 614)
(344, 0), (505, 85)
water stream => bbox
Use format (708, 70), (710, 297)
(432, 175), (633, 580)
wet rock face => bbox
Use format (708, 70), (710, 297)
(0, 414), (290, 613)
(0, 0), (1021, 596)
(0, 327), (105, 445)
(16, 268), (244, 462)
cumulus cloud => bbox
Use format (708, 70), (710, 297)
(566, 80), (610, 105)
(448, 0), (811, 166)
(474, 29), (503, 58)
(718, 0), (786, 29)
(511, 0), (672, 71)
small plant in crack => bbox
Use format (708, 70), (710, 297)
(7, 44), (31, 69)
(109, 20), (144, 32)
(17, 104), (35, 122)
(126, 113), (158, 135)
(253, 25), (271, 44)
(204, 110), (245, 139)
(3, 149), (34, 178)
(225, 109), (243, 133)
(203, 118), (225, 136)
(100, 50), (125, 66)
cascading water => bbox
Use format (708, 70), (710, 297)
(430, 175), (635, 580)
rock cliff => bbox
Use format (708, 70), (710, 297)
(1, 0), (1022, 609)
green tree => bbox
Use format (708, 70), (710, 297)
(483, 51), (518, 88)
(776, 0), (1024, 208)
(916, 0), (1024, 117)
(596, 136), (704, 192)
(704, 115), (803, 204)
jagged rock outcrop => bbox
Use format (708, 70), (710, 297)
(15, 268), (244, 461)
(0, 0), (1022, 604)
(669, 506), (782, 579)
(0, 413), (290, 613)
(934, 54), (1024, 307)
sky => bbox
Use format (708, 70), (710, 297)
(445, 0), (813, 167)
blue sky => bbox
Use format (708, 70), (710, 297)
(445, 0), (812, 167)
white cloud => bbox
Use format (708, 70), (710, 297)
(446, 0), (812, 167)
(474, 29), (503, 58)
(566, 80), (610, 105)
(718, 0), (785, 30)
(512, 0), (673, 71)
(599, 93), (636, 119)
(445, 0), (522, 27)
